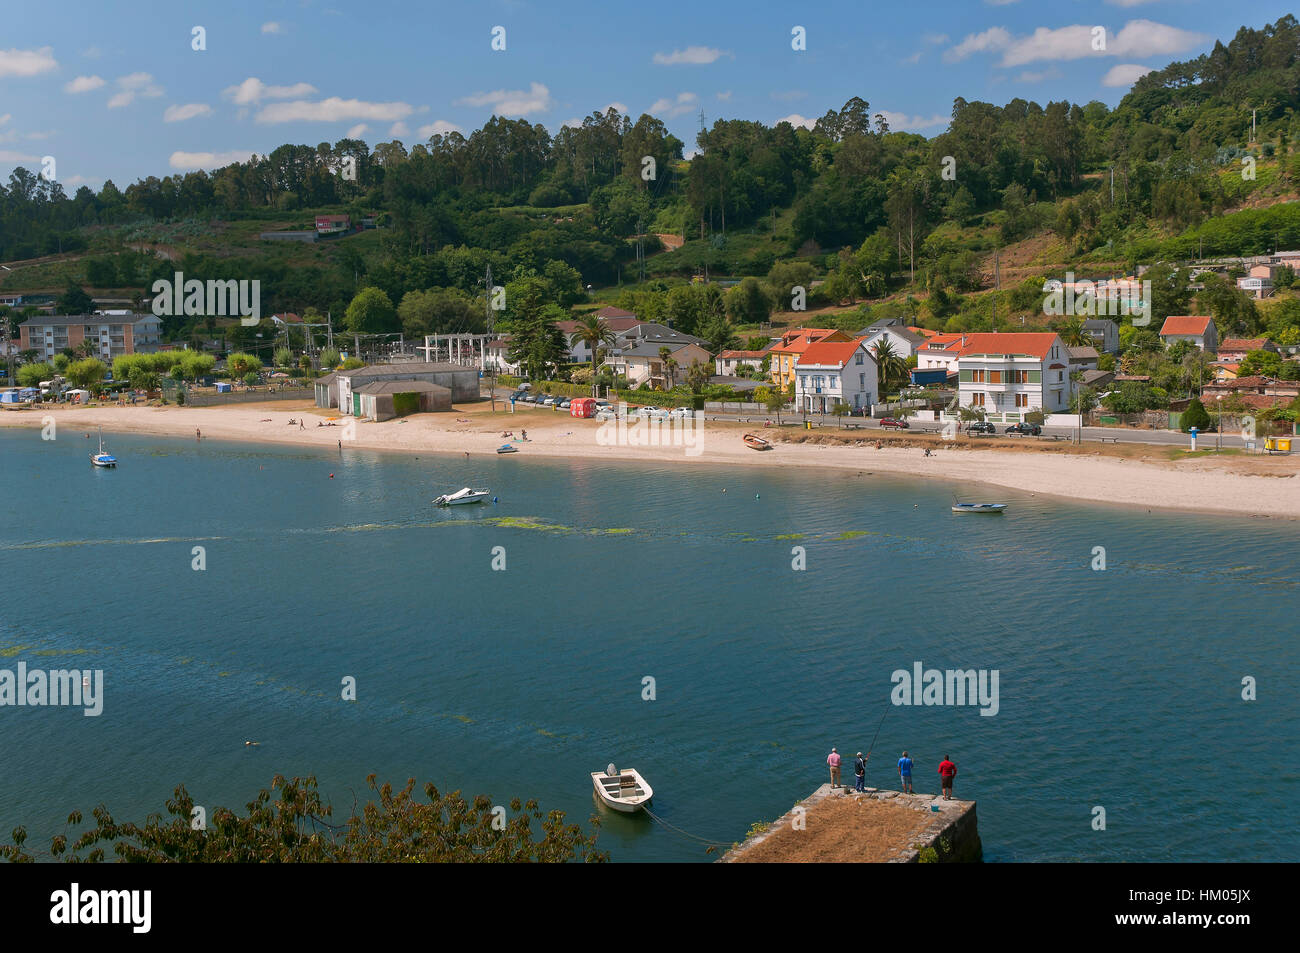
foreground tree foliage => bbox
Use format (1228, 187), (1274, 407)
(0, 774), (607, 863)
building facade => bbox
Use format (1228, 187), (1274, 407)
(793, 338), (879, 414)
(956, 332), (1074, 422)
(18, 314), (163, 360)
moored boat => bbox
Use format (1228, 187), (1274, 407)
(434, 486), (490, 506)
(497, 444), (519, 454)
(951, 502), (1007, 514)
(590, 764), (653, 813)
(90, 428), (117, 468)
(743, 433), (772, 451)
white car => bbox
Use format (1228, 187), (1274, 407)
(543, 396), (556, 406)
(595, 409), (616, 421)
(639, 406), (668, 419)
(669, 406), (694, 419)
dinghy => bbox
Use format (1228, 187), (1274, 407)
(951, 502), (1007, 514)
(497, 444), (518, 454)
(743, 433), (772, 451)
(433, 486), (490, 506)
(590, 764), (653, 813)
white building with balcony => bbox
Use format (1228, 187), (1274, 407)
(793, 338), (879, 414)
(955, 332), (1074, 423)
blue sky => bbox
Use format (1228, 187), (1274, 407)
(1, 0), (1295, 191)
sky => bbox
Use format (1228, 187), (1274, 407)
(1, 0), (1296, 192)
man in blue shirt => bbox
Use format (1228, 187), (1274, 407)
(853, 752), (867, 792)
(898, 751), (914, 793)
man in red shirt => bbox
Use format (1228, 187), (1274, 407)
(938, 756), (957, 800)
(827, 748), (842, 788)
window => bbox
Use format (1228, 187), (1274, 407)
(989, 370), (1003, 384)
(972, 392), (985, 407)
(1012, 370), (1029, 383)
(859, 373), (865, 389)
(971, 369), (986, 383)
(1057, 371), (1063, 382)
(855, 351), (864, 365)
(1015, 393), (1028, 408)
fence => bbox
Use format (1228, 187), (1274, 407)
(181, 386), (314, 407)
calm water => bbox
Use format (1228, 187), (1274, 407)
(0, 427), (1296, 862)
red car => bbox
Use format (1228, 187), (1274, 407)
(879, 417), (910, 430)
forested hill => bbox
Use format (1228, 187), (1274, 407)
(4, 15), (1300, 338)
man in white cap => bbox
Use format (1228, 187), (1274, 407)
(854, 751), (868, 791)
(827, 747), (842, 788)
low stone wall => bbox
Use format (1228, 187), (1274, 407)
(182, 388), (314, 406)
(719, 783), (981, 863)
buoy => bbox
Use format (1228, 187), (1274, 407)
(755, 493), (760, 499)
(722, 488), (726, 493)
(492, 496), (498, 503)
(329, 473), (335, 478)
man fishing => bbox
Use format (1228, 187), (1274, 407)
(898, 751), (914, 793)
(938, 755), (957, 800)
(854, 751), (868, 792)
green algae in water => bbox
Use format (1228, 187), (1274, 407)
(832, 530), (868, 541)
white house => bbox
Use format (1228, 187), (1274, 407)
(1159, 315), (1218, 353)
(956, 332), (1074, 422)
(715, 349), (767, 375)
(556, 308), (641, 363)
(793, 338), (879, 414)
(1082, 319), (1120, 354)
(604, 339), (712, 389)
(916, 333), (967, 373)
(858, 325), (927, 359)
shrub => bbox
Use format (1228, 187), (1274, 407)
(1181, 397), (1211, 432)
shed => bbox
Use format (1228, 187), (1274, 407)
(353, 380), (451, 420)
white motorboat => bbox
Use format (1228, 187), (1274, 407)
(90, 428), (117, 468)
(590, 764), (653, 813)
(433, 486), (490, 506)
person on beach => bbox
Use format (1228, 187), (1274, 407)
(898, 751), (914, 793)
(196, 428), (201, 441)
(299, 420), (305, 430)
(827, 747), (842, 788)
(521, 429), (527, 441)
(938, 755), (957, 799)
(854, 751), (868, 792)
(337, 440), (342, 451)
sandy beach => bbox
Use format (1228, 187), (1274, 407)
(4, 400), (1299, 519)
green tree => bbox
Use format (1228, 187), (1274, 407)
(17, 362), (53, 388)
(572, 314), (616, 396)
(765, 387), (787, 425)
(657, 346), (678, 389)
(724, 277), (773, 325)
(227, 353), (263, 377)
(320, 348), (341, 370)
(870, 337), (907, 392)
(57, 280), (95, 314)
(273, 347), (293, 368)
(345, 287), (399, 334)
(1237, 349), (1283, 378)
(65, 358), (107, 389)
(1181, 397), (1211, 432)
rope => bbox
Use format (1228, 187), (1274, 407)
(641, 806), (732, 850)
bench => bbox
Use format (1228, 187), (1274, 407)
(1096, 436), (1120, 444)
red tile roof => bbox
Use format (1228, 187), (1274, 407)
(592, 306), (636, 319)
(796, 339), (872, 367)
(919, 332), (966, 351)
(956, 332), (1060, 360)
(718, 350), (767, 359)
(556, 317), (641, 335)
(1218, 337), (1272, 352)
(771, 328), (844, 354)
(1159, 315), (1214, 336)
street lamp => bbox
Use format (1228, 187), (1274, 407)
(1216, 395), (1223, 450)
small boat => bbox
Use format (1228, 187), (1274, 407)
(590, 764), (653, 813)
(90, 428), (117, 468)
(497, 444), (518, 454)
(743, 433), (772, 451)
(951, 502), (1007, 514)
(433, 486), (490, 506)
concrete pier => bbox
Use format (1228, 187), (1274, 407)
(720, 784), (982, 863)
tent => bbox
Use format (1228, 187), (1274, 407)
(570, 397), (597, 418)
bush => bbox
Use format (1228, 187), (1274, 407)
(243, 372), (260, 386)
(1181, 397), (1211, 432)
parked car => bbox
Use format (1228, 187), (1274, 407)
(559, 399), (572, 409)
(1005, 422), (1042, 436)
(639, 406), (669, 419)
(966, 421), (996, 434)
(669, 406), (694, 418)
(879, 417), (910, 430)
(543, 396), (557, 406)
(595, 409), (616, 421)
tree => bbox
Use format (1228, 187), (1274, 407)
(273, 347), (293, 368)
(1054, 316), (1090, 347)
(0, 774), (606, 863)
(686, 359), (710, 393)
(658, 346), (678, 390)
(320, 348), (341, 370)
(765, 387), (787, 425)
(17, 362), (52, 388)
(724, 277), (773, 325)
(698, 314), (739, 355)
(1181, 397), (1211, 432)
(1238, 349), (1283, 378)
(572, 314), (616, 396)
(65, 358), (106, 389)
(870, 337), (907, 392)
(831, 401), (852, 427)
(344, 287), (399, 334)
(506, 305), (566, 380)
(56, 280), (94, 314)
(227, 353), (263, 377)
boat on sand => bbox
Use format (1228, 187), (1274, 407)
(743, 433), (772, 451)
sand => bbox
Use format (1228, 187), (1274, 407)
(5, 400), (1299, 519)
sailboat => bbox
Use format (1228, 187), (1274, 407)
(90, 428), (117, 468)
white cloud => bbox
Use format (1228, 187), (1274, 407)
(455, 82), (554, 117)
(774, 113), (816, 130)
(877, 110), (948, 132)
(0, 114), (9, 125)
(418, 120), (461, 138)
(1102, 63), (1155, 87)
(108, 72), (163, 108)
(389, 121), (409, 137)
(944, 27), (1013, 63)
(904, 51), (923, 64)
(261, 22), (283, 34)
(0, 149), (42, 163)
(923, 33), (950, 45)
(562, 117), (583, 129)
(653, 46), (728, 66)
(164, 103), (212, 122)
(649, 92), (699, 118)
(255, 97), (414, 123)
(223, 77), (319, 106)
(64, 75), (105, 94)
(604, 102), (628, 114)
(169, 150), (255, 170)
(716, 90), (732, 101)
(946, 20), (1205, 67)
(345, 123), (369, 138)
(0, 47), (58, 78)
(25, 130), (55, 140)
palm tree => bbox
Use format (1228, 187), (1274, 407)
(870, 337), (907, 395)
(573, 314), (616, 396)
(1055, 316), (1090, 348)
(658, 346), (678, 390)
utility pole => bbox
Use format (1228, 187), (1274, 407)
(485, 263), (497, 412)
(1110, 167), (1115, 206)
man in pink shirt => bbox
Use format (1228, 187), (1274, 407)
(827, 747), (842, 788)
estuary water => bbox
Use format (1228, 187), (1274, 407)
(0, 427), (1296, 862)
